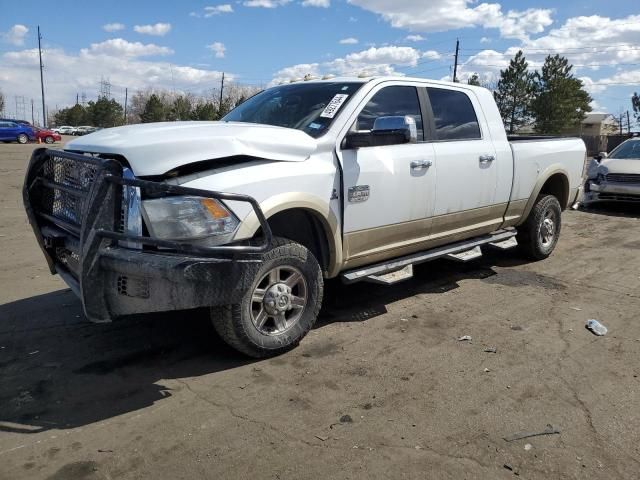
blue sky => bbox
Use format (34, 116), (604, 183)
(1, 0), (639, 125)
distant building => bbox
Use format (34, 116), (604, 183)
(579, 113), (619, 136)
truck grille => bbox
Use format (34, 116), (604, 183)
(605, 173), (640, 184)
(37, 153), (101, 235)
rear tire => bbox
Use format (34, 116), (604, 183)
(44, 136), (54, 144)
(211, 237), (323, 358)
(517, 194), (562, 260)
(17, 134), (28, 144)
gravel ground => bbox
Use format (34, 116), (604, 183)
(1, 141), (639, 480)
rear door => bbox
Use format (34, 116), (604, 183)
(339, 83), (437, 263)
(425, 87), (502, 241)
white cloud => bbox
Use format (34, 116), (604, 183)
(2, 25), (29, 46)
(203, 4), (234, 16)
(302, 0), (330, 7)
(405, 34), (425, 42)
(339, 37), (359, 45)
(271, 45), (422, 84)
(519, 14), (640, 68)
(347, 0), (553, 40)
(579, 76), (607, 95)
(102, 23), (125, 32)
(207, 42), (226, 58)
(1, 45), (227, 110)
(271, 63), (321, 83)
(243, 0), (291, 7)
(85, 39), (173, 57)
(422, 50), (441, 60)
(133, 23), (172, 36)
(480, 37), (491, 43)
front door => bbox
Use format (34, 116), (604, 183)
(339, 84), (437, 263)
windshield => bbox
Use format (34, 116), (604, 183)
(222, 82), (363, 138)
(609, 139), (640, 159)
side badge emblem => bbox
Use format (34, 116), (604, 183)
(348, 185), (370, 203)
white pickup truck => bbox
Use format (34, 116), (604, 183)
(23, 77), (585, 357)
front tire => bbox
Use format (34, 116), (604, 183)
(17, 134), (28, 144)
(211, 237), (323, 358)
(517, 194), (562, 260)
(44, 136), (54, 144)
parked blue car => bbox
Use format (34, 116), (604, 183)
(0, 120), (35, 144)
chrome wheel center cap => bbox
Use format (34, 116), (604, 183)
(263, 283), (292, 315)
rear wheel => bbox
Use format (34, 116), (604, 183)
(517, 194), (562, 260)
(44, 136), (54, 144)
(211, 237), (323, 358)
(17, 134), (28, 144)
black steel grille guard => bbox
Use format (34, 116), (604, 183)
(23, 148), (273, 267)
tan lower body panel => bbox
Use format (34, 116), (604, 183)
(501, 199), (528, 228)
(343, 203), (508, 270)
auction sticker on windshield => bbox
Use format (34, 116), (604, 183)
(320, 94), (349, 118)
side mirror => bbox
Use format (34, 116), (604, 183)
(595, 151), (608, 162)
(344, 115), (417, 149)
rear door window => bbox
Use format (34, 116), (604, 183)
(426, 88), (481, 140)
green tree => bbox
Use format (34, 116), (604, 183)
(140, 94), (166, 123)
(87, 96), (124, 127)
(192, 102), (217, 120)
(632, 92), (640, 126)
(531, 54), (592, 134)
(54, 104), (90, 126)
(493, 51), (536, 134)
(168, 95), (193, 121)
(467, 73), (481, 86)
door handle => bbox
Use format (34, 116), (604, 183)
(479, 154), (495, 164)
(410, 159), (433, 170)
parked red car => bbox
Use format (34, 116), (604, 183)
(34, 127), (62, 144)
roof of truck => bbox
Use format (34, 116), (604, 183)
(286, 75), (487, 91)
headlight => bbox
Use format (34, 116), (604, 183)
(141, 195), (239, 245)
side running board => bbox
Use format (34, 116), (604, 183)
(341, 228), (517, 285)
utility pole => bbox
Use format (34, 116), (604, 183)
(38, 26), (47, 128)
(627, 110), (631, 134)
(619, 114), (623, 135)
(124, 88), (128, 124)
(76, 93), (79, 105)
(453, 38), (460, 83)
(31, 99), (35, 125)
(219, 72), (225, 113)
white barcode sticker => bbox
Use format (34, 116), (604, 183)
(320, 94), (349, 118)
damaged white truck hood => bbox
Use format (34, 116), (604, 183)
(65, 121), (318, 176)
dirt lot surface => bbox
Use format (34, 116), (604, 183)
(1, 141), (639, 480)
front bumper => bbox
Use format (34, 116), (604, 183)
(584, 180), (640, 203)
(60, 248), (261, 320)
(23, 148), (272, 322)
